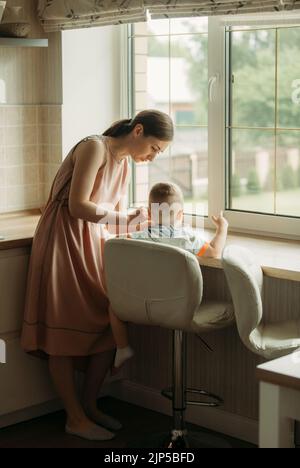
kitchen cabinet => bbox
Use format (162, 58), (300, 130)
(0, 247), (58, 429)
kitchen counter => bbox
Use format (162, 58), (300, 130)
(0, 210), (299, 282)
(0, 210), (41, 251)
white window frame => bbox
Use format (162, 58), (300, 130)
(121, 17), (300, 240)
(209, 16), (300, 240)
(120, 24), (136, 206)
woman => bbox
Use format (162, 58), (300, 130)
(21, 109), (174, 441)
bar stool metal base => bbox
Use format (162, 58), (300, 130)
(154, 329), (231, 449)
(163, 430), (231, 449)
(131, 429), (231, 448)
(131, 329), (232, 449)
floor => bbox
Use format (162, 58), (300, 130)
(0, 397), (256, 448)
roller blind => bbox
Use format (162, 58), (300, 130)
(221, 9), (300, 27)
(38, 0), (300, 32)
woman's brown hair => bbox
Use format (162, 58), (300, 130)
(103, 110), (174, 141)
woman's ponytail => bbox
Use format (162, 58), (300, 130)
(103, 119), (133, 137)
(102, 110), (174, 142)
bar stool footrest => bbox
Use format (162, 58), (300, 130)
(161, 387), (223, 407)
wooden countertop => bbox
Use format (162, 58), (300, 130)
(0, 209), (41, 251)
(257, 353), (300, 391)
(0, 210), (299, 282)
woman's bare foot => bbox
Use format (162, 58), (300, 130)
(66, 416), (115, 441)
(83, 405), (122, 431)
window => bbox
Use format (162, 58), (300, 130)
(129, 18), (208, 217)
(227, 26), (300, 219)
(126, 15), (300, 238)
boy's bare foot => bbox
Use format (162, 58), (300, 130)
(114, 346), (134, 369)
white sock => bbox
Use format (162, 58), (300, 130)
(114, 346), (134, 368)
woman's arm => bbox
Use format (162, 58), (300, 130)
(69, 139), (127, 225)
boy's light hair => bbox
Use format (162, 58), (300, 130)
(149, 183), (184, 226)
(149, 182), (184, 207)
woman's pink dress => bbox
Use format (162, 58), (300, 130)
(21, 135), (130, 356)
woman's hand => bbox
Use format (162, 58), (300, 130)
(127, 207), (149, 223)
(127, 207), (149, 231)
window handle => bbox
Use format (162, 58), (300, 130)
(208, 74), (219, 102)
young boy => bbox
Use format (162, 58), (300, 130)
(109, 182), (229, 372)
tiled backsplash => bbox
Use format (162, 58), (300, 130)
(0, 105), (62, 213)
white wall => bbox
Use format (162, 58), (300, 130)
(61, 25), (121, 155)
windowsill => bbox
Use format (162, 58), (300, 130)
(0, 210), (299, 282)
(200, 229), (300, 283)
